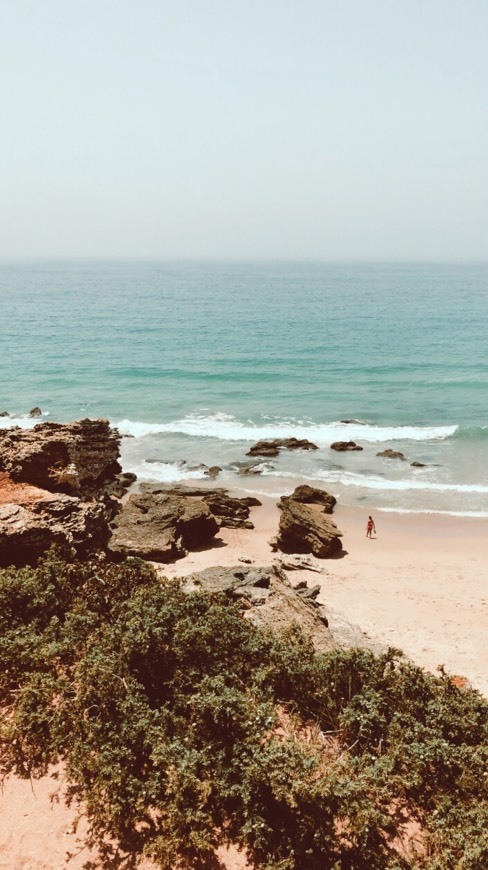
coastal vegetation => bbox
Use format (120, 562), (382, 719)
(0, 551), (487, 869)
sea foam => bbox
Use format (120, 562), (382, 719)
(114, 413), (457, 444)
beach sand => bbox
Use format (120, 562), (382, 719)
(1, 498), (486, 868)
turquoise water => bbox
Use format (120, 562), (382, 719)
(1, 260), (487, 515)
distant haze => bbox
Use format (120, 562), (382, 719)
(1, 0), (487, 260)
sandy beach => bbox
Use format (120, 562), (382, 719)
(161, 495), (488, 697)
(1, 498), (486, 868)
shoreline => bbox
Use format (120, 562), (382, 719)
(161, 492), (488, 697)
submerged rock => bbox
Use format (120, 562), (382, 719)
(330, 440), (363, 452)
(247, 437), (318, 457)
(377, 449), (406, 461)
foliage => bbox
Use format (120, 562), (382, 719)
(0, 550), (487, 868)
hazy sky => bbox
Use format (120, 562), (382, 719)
(1, 0), (487, 260)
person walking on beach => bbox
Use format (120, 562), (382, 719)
(366, 515), (376, 538)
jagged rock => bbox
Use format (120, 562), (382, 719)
(246, 441), (280, 457)
(207, 466), (222, 479)
(296, 584), (321, 601)
(108, 485), (219, 562)
(330, 440), (363, 451)
(29, 406), (43, 417)
(274, 486), (343, 558)
(377, 449), (406, 460)
(411, 461), (426, 467)
(0, 472), (110, 567)
(247, 437), (318, 457)
(273, 554), (323, 573)
(0, 411), (10, 417)
(0, 419), (122, 497)
(181, 565), (336, 653)
(285, 484), (336, 513)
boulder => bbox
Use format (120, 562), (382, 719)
(274, 486), (343, 558)
(411, 461), (426, 468)
(0, 411), (10, 417)
(0, 419), (122, 497)
(377, 449), (406, 460)
(108, 485), (219, 562)
(247, 437), (318, 457)
(181, 564), (336, 653)
(0, 472), (110, 567)
(29, 406), (43, 417)
(330, 441), (363, 451)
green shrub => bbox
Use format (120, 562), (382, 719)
(0, 550), (487, 868)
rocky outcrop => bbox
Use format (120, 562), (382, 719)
(0, 419), (122, 497)
(247, 437), (318, 457)
(108, 486), (219, 562)
(286, 484), (336, 513)
(108, 484), (262, 562)
(377, 449), (406, 461)
(181, 564), (336, 653)
(0, 420), (123, 567)
(29, 406), (43, 417)
(411, 461), (426, 468)
(273, 486), (343, 558)
(330, 440), (363, 451)
(0, 472), (110, 567)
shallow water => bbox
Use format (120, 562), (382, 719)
(1, 260), (487, 515)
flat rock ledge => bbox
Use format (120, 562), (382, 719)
(181, 564), (336, 653)
(108, 484), (262, 563)
(272, 485), (343, 558)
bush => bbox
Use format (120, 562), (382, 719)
(0, 551), (487, 868)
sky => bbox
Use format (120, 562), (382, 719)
(1, 0), (487, 260)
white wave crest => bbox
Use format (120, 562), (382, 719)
(314, 470), (488, 494)
(124, 460), (209, 484)
(114, 413), (457, 444)
(0, 412), (50, 430)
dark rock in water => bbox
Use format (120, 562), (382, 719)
(181, 564), (336, 653)
(274, 486), (343, 558)
(207, 465), (222, 479)
(377, 449), (406, 460)
(411, 461), (426, 467)
(0, 411), (10, 417)
(29, 406), (43, 417)
(340, 419), (366, 425)
(0, 419), (122, 498)
(330, 440), (363, 452)
(108, 485), (219, 562)
(247, 441), (280, 457)
(247, 437), (318, 457)
(0, 472), (111, 567)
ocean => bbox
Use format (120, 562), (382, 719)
(1, 260), (487, 516)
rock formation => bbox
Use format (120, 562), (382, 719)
(273, 485), (343, 558)
(108, 486), (219, 562)
(0, 420), (122, 566)
(330, 440), (363, 451)
(0, 473), (111, 567)
(247, 437), (318, 457)
(108, 484), (262, 562)
(181, 564), (336, 653)
(0, 419), (121, 496)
